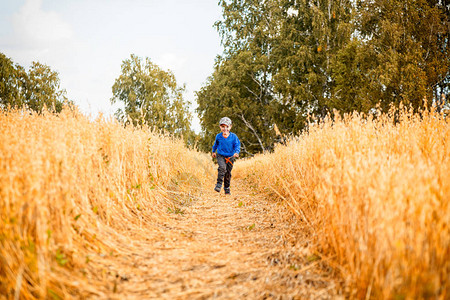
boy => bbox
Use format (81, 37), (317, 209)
(212, 117), (241, 195)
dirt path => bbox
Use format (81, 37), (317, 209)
(90, 180), (338, 299)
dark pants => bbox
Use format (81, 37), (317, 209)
(216, 154), (234, 191)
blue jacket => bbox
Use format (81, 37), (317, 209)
(212, 132), (241, 157)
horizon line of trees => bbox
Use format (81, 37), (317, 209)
(196, 0), (450, 156)
(1, 52), (70, 113)
(2, 1), (449, 156)
(0, 52), (197, 145)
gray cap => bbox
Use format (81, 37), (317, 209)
(219, 117), (232, 126)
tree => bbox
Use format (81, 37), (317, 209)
(329, 40), (376, 113)
(198, 0), (449, 154)
(111, 54), (192, 139)
(0, 53), (21, 108)
(196, 51), (277, 156)
(429, 0), (450, 109)
(0, 53), (67, 113)
(346, 0), (450, 112)
(215, 0), (354, 117)
(197, 0), (354, 155)
(24, 62), (67, 112)
(270, 0), (354, 119)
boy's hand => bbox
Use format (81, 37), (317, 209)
(233, 153), (239, 158)
(212, 153), (216, 158)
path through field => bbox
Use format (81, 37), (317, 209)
(88, 180), (338, 299)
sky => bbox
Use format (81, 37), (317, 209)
(0, 0), (224, 132)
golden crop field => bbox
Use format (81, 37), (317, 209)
(236, 107), (450, 299)
(1, 106), (448, 299)
(0, 108), (214, 298)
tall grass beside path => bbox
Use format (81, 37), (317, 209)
(0, 107), (214, 298)
(235, 108), (449, 299)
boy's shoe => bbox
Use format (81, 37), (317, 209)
(214, 184), (221, 193)
(224, 188), (231, 195)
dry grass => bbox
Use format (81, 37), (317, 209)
(92, 180), (339, 299)
(0, 107), (214, 299)
(0, 107), (338, 299)
(2, 105), (448, 299)
(235, 107), (450, 299)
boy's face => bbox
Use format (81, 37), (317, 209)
(220, 124), (231, 134)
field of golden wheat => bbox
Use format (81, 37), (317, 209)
(1, 106), (449, 299)
(0, 107), (214, 298)
(235, 107), (449, 299)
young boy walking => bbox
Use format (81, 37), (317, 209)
(212, 117), (241, 195)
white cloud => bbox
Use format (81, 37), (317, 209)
(12, 0), (73, 47)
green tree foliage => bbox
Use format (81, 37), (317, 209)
(0, 53), (21, 107)
(197, 0), (449, 155)
(334, 0), (450, 112)
(24, 62), (68, 112)
(434, 0), (450, 109)
(111, 54), (192, 140)
(329, 40), (377, 112)
(197, 0), (354, 155)
(270, 0), (354, 118)
(0, 52), (68, 113)
(196, 51), (277, 155)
